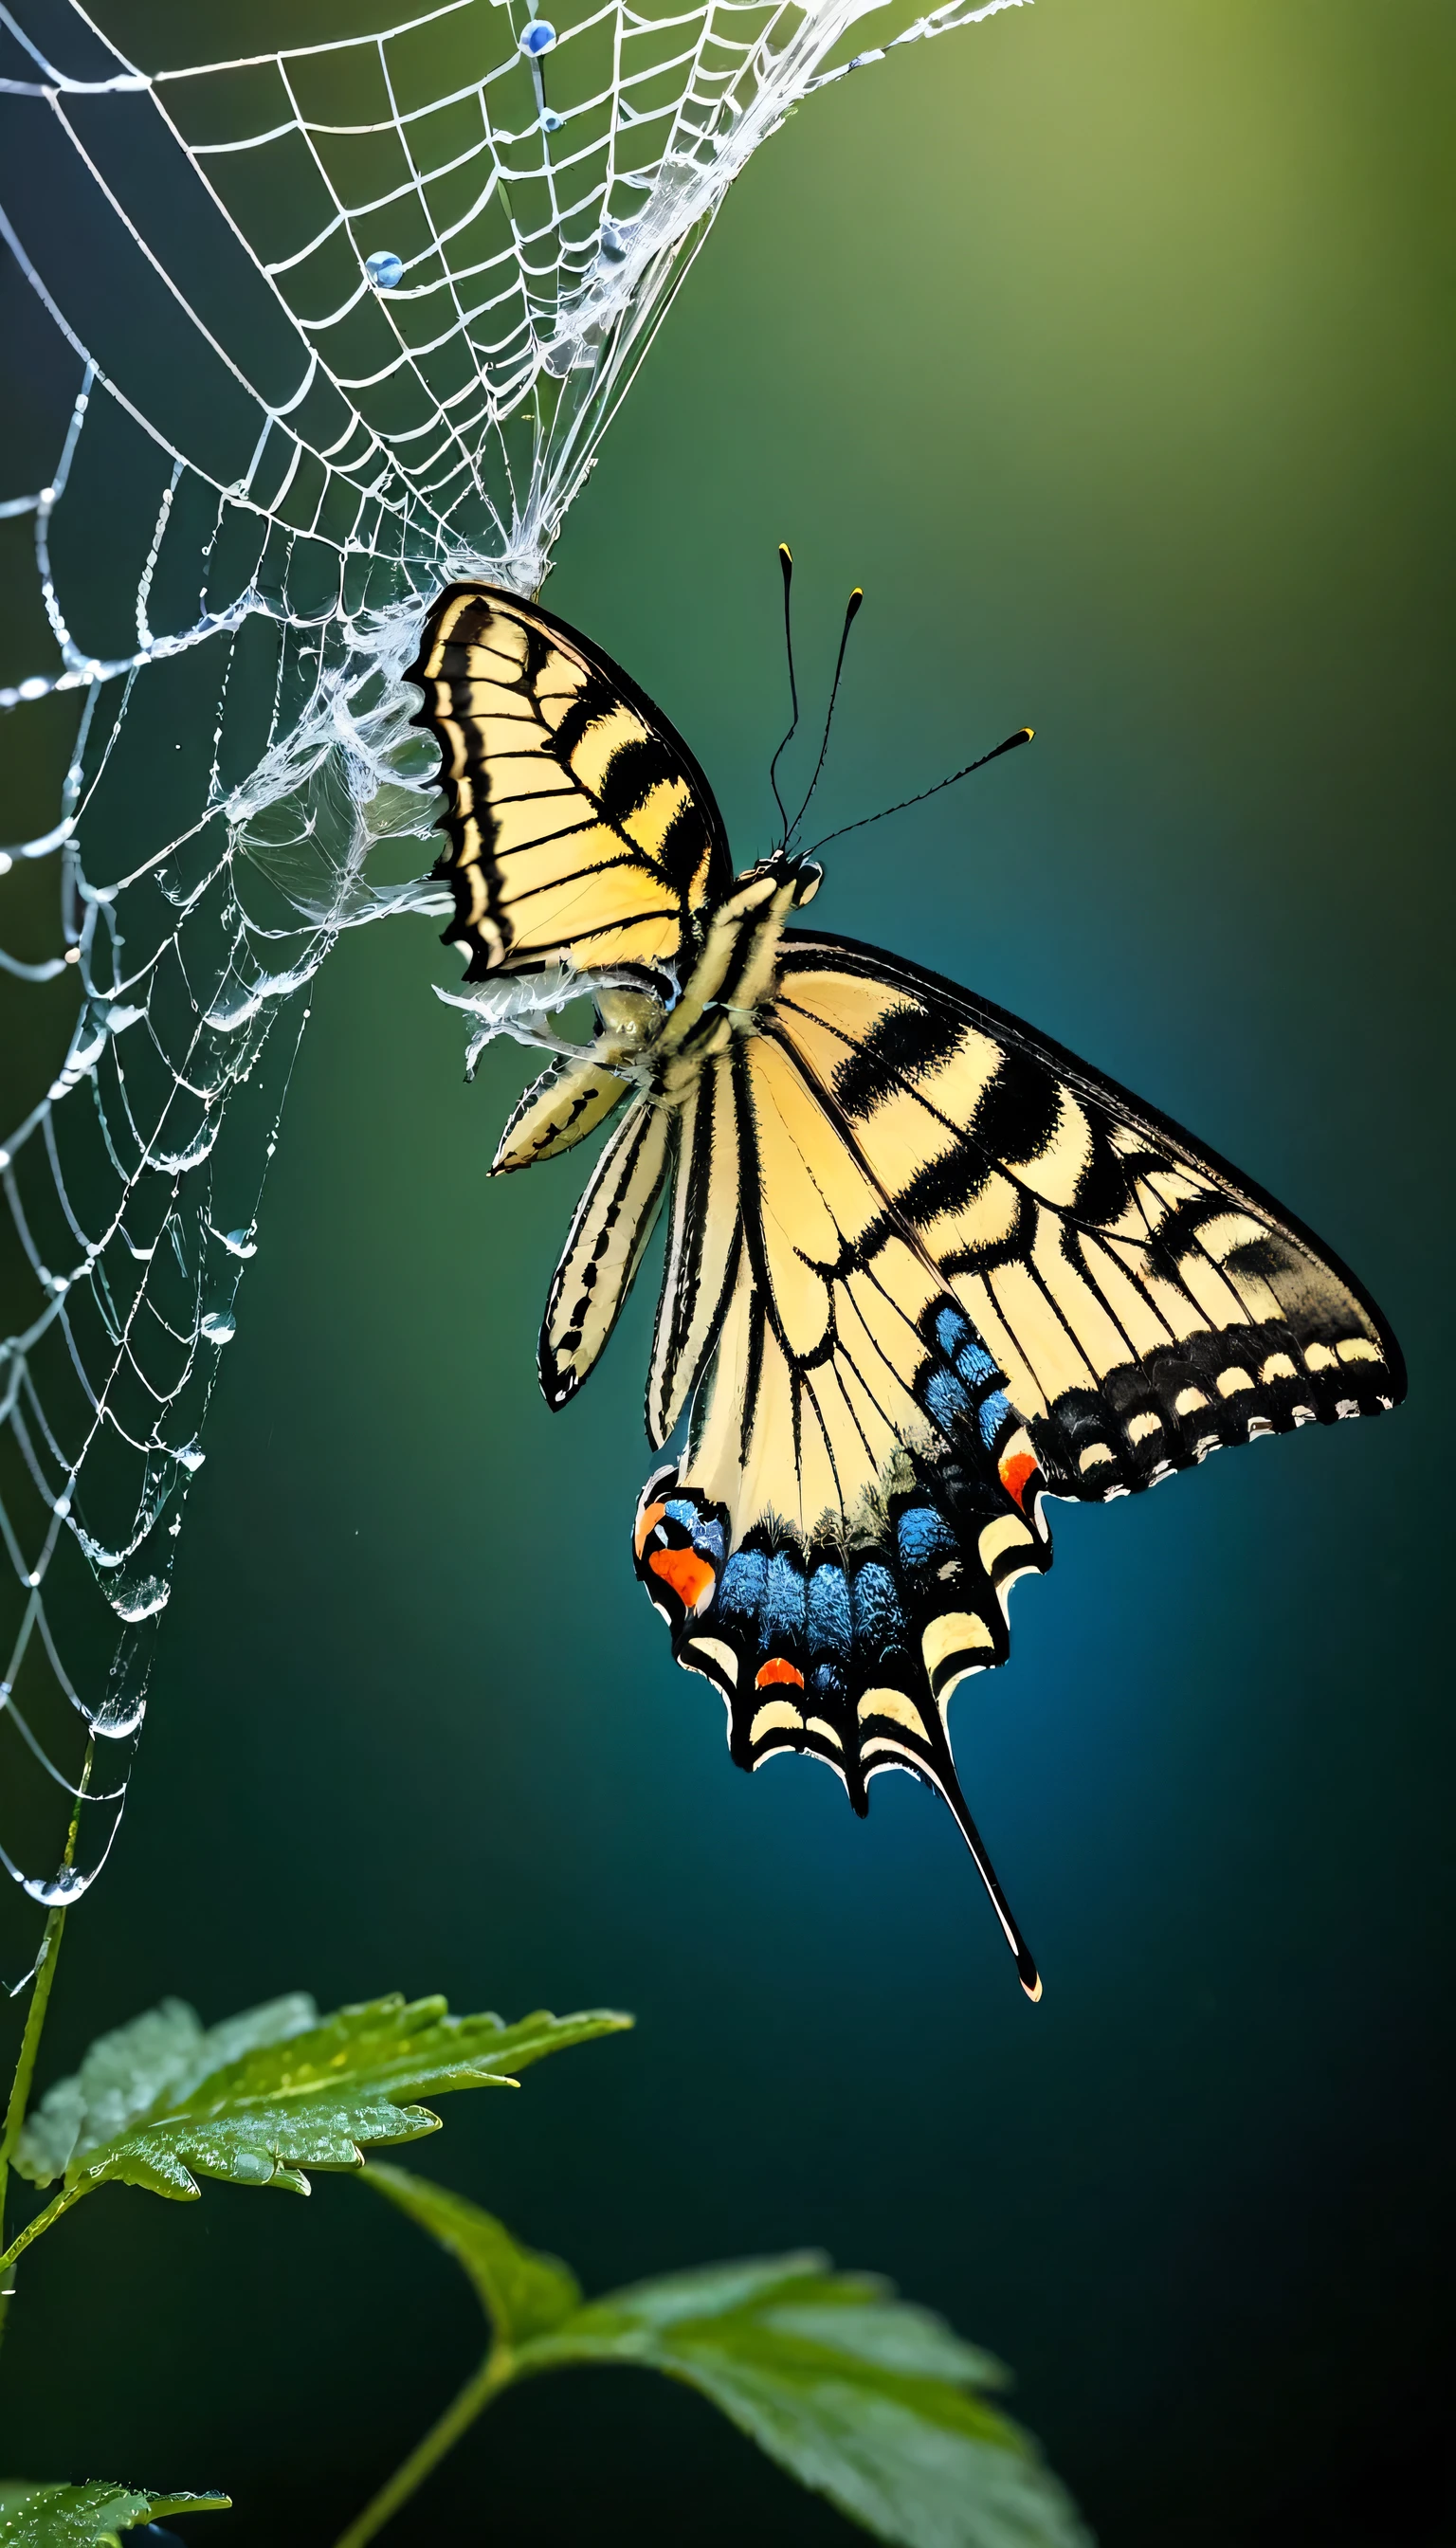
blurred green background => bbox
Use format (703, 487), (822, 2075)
(4, 1), (1453, 2541)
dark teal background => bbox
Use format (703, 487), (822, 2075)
(4, 4), (1452, 2541)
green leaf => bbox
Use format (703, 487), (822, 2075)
(16, 1997), (630, 2203)
(0, 2480), (228, 2543)
(359, 2175), (1090, 2548)
(523, 2261), (1091, 2548)
(16, 1998), (316, 2186)
(363, 2166), (581, 2346)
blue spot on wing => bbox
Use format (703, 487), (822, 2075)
(851, 1562), (902, 1650)
(664, 1499), (724, 1563)
(956, 1334), (998, 1390)
(978, 1389), (1011, 1449)
(897, 1505), (956, 1568)
(934, 1305), (967, 1358)
(718, 1551), (766, 1621)
(808, 1563), (851, 1656)
(924, 1368), (971, 1432)
(762, 1552), (808, 1645)
(935, 1302), (999, 1390)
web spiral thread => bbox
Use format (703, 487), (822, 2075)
(0, 0), (1022, 1981)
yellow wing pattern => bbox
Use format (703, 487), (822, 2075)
(772, 933), (1403, 1495)
(408, 585), (733, 981)
(630, 933), (1403, 1993)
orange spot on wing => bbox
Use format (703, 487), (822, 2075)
(648, 1546), (715, 1611)
(999, 1450), (1039, 1510)
(634, 1500), (667, 1558)
(755, 1657), (805, 1690)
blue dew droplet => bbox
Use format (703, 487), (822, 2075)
(364, 250), (404, 290)
(540, 107), (563, 132)
(598, 222), (628, 264)
(519, 17), (556, 56)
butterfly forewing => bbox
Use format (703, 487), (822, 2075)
(773, 932), (1403, 1492)
(409, 587), (734, 980)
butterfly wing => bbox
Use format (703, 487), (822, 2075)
(631, 1014), (1058, 1983)
(630, 931), (1403, 1990)
(409, 585), (734, 981)
(774, 932), (1405, 1483)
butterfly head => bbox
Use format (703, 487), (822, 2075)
(739, 847), (824, 906)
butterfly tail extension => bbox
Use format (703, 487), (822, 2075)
(926, 1758), (1043, 2002)
(631, 1298), (1058, 1996)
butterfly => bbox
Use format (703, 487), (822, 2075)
(407, 565), (1405, 1998)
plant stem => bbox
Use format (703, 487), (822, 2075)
(0, 1902), (67, 2245)
(0, 2180), (93, 2277)
(332, 2345), (516, 2548)
(0, 1753), (87, 2257)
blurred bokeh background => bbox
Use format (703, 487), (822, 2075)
(3, 1), (1452, 2541)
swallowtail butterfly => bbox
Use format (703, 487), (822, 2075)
(408, 575), (1404, 1997)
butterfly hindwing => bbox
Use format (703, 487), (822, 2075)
(540, 1094), (671, 1408)
(409, 585), (734, 981)
(632, 1018), (1056, 1911)
(630, 926), (1401, 1970)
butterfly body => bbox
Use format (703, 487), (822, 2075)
(409, 581), (1405, 1996)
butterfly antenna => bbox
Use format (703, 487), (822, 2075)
(767, 543), (800, 841)
(937, 1763), (1043, 2001)
(785, 583), (864, 847)
(801, 725), (1033, 862)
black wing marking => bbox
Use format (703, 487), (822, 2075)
(408, 585), (734, 982)
(628, 931), (1402, 1995)
(773, 930), (1404, 1493)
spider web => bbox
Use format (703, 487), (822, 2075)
(0, 0), (1023, 1982)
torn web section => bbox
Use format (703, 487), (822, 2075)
(0, 0), (1025, 1979)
